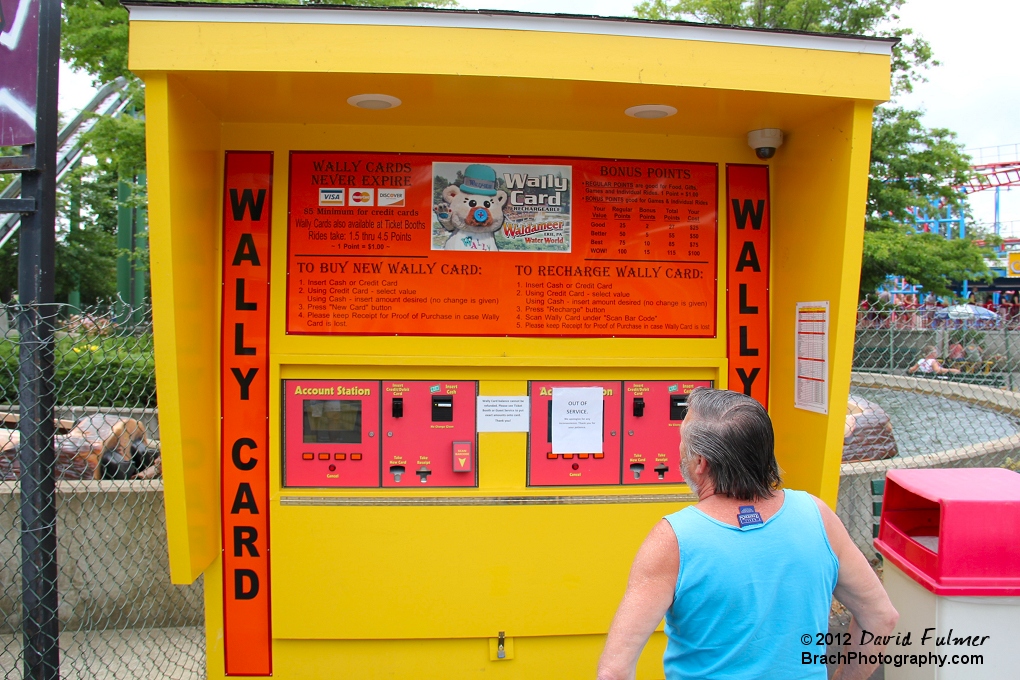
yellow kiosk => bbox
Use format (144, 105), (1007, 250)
(127, 4), (892, 678)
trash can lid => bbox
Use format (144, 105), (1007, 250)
(874, 468), (1020, 596)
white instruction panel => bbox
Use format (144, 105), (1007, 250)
(551, 387), (604, 454)
(795, 301), (829, 414)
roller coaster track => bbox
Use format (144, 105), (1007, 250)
(961, 161), (1020, 194)
(0, 77), (131, 250)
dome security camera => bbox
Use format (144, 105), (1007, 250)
(747, 128), (784, 159)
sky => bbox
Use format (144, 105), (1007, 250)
(58, 0), (1020, 233)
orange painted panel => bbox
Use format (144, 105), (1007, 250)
(221, 151), (273, 676)
(726, 165), (770, 407)
(286, 152), (718, 338)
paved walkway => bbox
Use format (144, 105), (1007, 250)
(3, 623), (883, 679)
(0, 627), (203, 679)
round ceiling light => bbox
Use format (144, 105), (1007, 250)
(625, 104), (677, 119)
(347, 94), (402, 110)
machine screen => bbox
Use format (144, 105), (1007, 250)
(303, 400), (362, 444)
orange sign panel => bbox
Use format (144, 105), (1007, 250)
(221, 151), (273, 675)
(726, 164), (770, 407)
(287, 152), (718, 337)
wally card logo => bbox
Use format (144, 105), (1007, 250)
(377, 189), (405, 207)
(318, 188), (345, 206)
(429, 384), (441, 394)
(668, 384), (679, 393)
(350, 189), (375, 206)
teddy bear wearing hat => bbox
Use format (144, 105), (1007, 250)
(435, 164), (508, 251)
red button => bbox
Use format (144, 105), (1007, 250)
(318, 453), (330, 461)
(579, 454), (590, 459)
(302, 453), (314, 461)
(563, 454), (574, 459)
(594, 453), (605, 459)
(334, 453), (346, 461)
(547, 452), (557, 460)
(351, 453), (362, 461)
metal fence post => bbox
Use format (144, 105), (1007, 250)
(1005, 325), (1013, 391)
(888, 317), (894, 370)
(18, 0), (62, 677)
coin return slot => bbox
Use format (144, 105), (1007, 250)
(432, 396), (454, 422)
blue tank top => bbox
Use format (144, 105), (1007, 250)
(662, 489), (838, 680)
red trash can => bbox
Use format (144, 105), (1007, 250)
(875, 468), (1020, 679)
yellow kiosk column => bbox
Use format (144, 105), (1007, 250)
(128, 4), (892, 678)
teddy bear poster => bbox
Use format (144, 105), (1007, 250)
(432, 162), (572, 253)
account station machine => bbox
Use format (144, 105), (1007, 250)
(131, 3), (891, 678)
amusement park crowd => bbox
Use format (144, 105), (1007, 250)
(858, 291), (1020, 330)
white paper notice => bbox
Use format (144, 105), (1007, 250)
(795, 301), (829, 414)
(476, 397), (530, 432)
(551, 387), (604, 454)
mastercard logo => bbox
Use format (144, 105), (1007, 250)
(350, 189), (375, 205)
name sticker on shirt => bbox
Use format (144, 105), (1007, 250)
(737, 505), (764, 530)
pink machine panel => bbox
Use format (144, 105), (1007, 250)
(622, 380), (714, 485)
(382, 381), (478, 487)
(283, 380), (381, 488)
(528, 381), (623, 486)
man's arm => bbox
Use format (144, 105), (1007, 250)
(813, 498), (899, 680)
(597, 519), (679, 680)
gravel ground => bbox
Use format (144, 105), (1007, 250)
(0, 627), (203, 680)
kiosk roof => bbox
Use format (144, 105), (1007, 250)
(123, 2), (896, 56)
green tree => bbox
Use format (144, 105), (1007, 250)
(56, 0), (455, 305)
(636, 0), (988, 298)
(62, 0), (455, 86)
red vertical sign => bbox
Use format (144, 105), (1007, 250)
(221, 151), (273, 675)
(726, 165), (770, 407)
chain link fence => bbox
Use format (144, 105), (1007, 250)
(837, 303), (1020, 560)
(0, 301), (203, 679)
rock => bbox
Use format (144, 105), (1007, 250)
(844, 395), (898, 462)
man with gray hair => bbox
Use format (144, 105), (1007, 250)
(597, 388), (898, 680)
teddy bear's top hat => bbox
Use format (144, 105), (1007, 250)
(459, 164), (499, 196)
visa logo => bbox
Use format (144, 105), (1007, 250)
(318, 188), (345, 206)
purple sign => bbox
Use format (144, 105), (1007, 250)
(0, 0), (39, 146)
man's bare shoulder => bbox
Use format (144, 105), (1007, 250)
(630, 519), (680, 583)
(807, 494), (855, 560)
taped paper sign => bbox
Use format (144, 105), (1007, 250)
(476, 397), (530, 433)
(551, 387), (604, 454)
